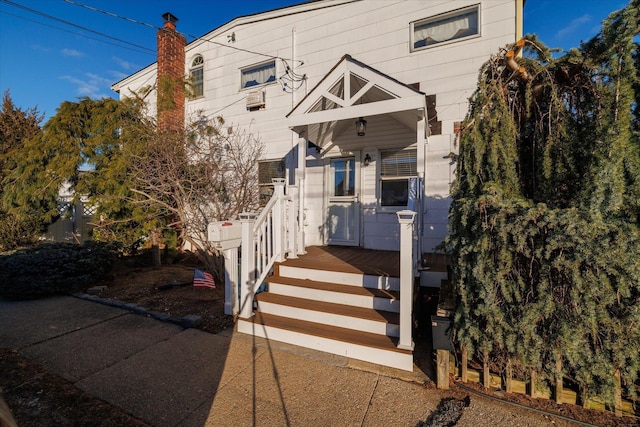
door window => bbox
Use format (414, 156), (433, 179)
(331, 158), (355, 197)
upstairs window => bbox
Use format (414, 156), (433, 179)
(411, 5), (479, 50)
(380, 149), (417, 207)
(190, 55), (204, 98)
(241, 60), (276, 89)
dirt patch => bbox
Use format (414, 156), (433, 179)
(456, 379), (638, 427)
(93, 258), (234, 334)
(0, 348), (150, 427)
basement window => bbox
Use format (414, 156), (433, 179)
(411, 5), (480, 51)
(241, 60), (276, 89)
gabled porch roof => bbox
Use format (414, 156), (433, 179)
(287, 55), (428, 148)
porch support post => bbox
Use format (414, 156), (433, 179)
(397, 210), (416, 351)
(297, 137), (306, 255)
(239, 212), (257, 319)
(223, 247), (239, 316)
(287, 185), (298, 259)
(272, 179), (286, 262)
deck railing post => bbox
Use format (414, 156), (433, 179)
(239, 212), (257, 319)
(397, 210), (416, 351)
(287, 185), (299, 259)
(272, 178), (286, 263)
(223, 247), (239, 316)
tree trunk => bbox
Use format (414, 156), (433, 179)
(151, 229), (161, 270)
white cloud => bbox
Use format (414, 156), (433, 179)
(31, 44), (51, 53)
(62, 48), (83, 57)
(109, 70), (129, 81)
(556, 14), (592, 39)
(59, 73), (111, 99)
(112, 56), (139, 71)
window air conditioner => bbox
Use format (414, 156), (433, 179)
(246, 90), (265, 109)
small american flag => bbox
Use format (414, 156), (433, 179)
(193, 268), (216, 289)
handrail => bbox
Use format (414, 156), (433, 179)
(239, 179), (288, 318)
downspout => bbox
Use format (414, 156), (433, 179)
(515, 0), (524, 41)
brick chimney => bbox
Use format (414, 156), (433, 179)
(157, 12), (186, 132)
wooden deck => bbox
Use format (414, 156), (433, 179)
(279, 245), (449, 277)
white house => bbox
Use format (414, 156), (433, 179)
(113, 0), (523, 371)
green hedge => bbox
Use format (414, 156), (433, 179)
(0, 242), (118, 300)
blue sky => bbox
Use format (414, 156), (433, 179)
(0, 0), (632, 121)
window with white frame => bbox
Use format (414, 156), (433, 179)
(411, 5), (479, 50)
(380, 149), (417, 207)
(258, 158), (285, 204)
(241, 60), (276, 89)
(190, 55), (204, 97)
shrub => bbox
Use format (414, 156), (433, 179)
(0, 242), (118, 300)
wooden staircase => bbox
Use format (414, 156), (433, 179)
(236, 248), (414, 371)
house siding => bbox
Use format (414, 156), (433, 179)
(114, 0), (519, 252)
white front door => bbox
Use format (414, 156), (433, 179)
(327, 156), (360, 246)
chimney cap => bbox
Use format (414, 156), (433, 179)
(162, 12), (179, 25)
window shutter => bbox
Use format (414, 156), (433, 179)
(380, 150), (417, 177)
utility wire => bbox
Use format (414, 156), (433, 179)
(63, 0), (157, 30)
(0, 0), (154, 53)
(209, 96), (246, 117)
(0, 9), (154, 56)
(63, 0), (304, 65)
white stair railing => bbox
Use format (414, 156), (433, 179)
(239, 179), (291, 318)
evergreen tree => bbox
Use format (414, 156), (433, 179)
(448, 0), (640, 403)
(2, 97), (153, 250)
(0, 90), (43, 249)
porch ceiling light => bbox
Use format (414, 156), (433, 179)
(356, 117), (367, 136)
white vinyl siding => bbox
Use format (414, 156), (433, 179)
(116, 0), (518, 251)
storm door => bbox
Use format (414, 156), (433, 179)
(327, 156), (360, 246)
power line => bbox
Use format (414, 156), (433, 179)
(63, 0), (304, 65)
(0, 0), (154, 53)
(63, 0), (157, 30)
(0, 9), (154, 56)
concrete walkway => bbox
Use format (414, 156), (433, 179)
(0, 296), (579, 426)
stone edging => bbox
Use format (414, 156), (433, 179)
(72, 293), (201, 329)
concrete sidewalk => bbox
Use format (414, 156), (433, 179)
(0, 296), (578, 426)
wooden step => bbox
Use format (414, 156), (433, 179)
(255, 292), (400, 336)
(277, 264), (400, 289)
(265, 275), (400, 313)
(242, 311), (410, 355)
(256, 292), (399, 324)
(265, 275), (399, 300)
